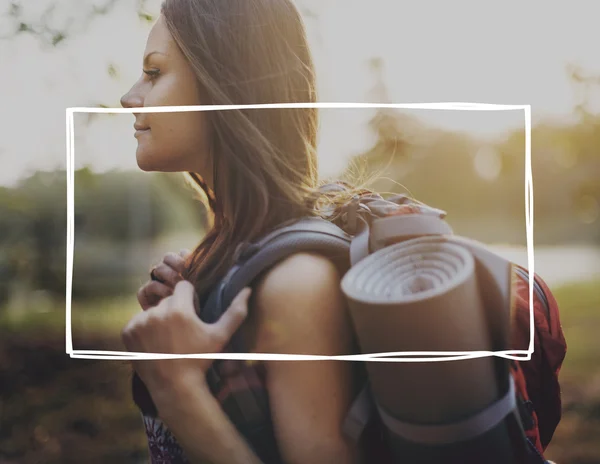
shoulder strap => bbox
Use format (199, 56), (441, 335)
(200, 216), (351, 325)
(199, 216), (351, 462)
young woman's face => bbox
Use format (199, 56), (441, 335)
(120, 15), (212, 184)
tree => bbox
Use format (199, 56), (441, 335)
(0, 1), (155, 46)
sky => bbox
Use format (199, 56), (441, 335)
(2, 0), (600, 187)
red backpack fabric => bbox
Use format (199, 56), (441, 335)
(510, 267), (567, 453)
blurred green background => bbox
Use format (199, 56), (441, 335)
(2, 114), (599, 464)
(2, 1), (600, 463)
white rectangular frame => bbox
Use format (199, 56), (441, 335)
(65, 102), (533, 363)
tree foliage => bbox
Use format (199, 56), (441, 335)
(0, 169), (206, 303)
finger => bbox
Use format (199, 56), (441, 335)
(179, 248), (191, 258)
(150, 267), (162, 283)
(122, 311), (145, 350)
(171, 280), (199, 314)
(163, 252), (187, 275)
(137, 280), (173, 311)
(214, 288), (251, 339)
(151, 262), (183, 287)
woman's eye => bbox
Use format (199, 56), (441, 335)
(143, 69), (160, 80)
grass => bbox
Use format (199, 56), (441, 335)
(550, 280), (600, 376)
(0, 295), (139, 352)
(543, 279), (600, 464)
(0, 279), (598, 463)
(0, 296), (146, 463)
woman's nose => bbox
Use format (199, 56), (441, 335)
(120, 86), (143, 108)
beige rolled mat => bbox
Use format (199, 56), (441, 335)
(341, 232), (514, 426)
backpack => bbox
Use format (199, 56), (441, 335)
(196, 184), (566, 464)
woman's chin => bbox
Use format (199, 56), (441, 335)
(135, 147), (187, 173)
(136, 151), (157, 172)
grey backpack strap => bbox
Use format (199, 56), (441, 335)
(199, 216), (351, 462)
(376, 376), (517, 446)
(200, 216), (351, 324)
(343, 386), (376, 442)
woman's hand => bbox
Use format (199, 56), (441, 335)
(122, 280), (252, 405)
(138, 249), (190, 311)
(122, 282), (265, 464)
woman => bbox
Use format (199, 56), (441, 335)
(120, 1), (366, 463)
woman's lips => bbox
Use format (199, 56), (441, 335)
(134, 125), (150, 137)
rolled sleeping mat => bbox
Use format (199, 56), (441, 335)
(340, 229), (528, 463)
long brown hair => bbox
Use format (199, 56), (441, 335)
(161, 0), (371, 299)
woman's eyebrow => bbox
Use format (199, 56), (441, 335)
(143, 51), (168, 66)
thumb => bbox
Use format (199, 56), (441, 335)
(171, 280), (200, 313)
(215, 288), (252, 338)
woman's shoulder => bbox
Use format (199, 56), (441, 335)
(249, 252), (348, 352)
(255, 252), (342, 305)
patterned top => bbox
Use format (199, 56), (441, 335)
(143, 415), (190, 464)
(139, 358), (285, 464)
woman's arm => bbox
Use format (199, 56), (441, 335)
(249, 252), (361, 464)
(156, 252), (361, 464)
(122, 282), (266, 464)
(155, 380), (264, 464)
(124, 253), (361, 464)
